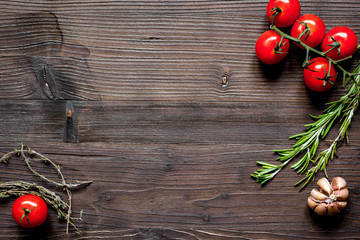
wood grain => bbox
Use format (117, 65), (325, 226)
(0, 0), (360, 239)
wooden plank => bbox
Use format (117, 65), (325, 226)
(0, 142), (359, 239)
(1, 2), (359, 102)
(2, 99), (357, 144)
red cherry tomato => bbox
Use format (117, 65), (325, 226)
(12, 195), (48, 228)
(303, 57), (337, 92)
(255, 30), (290, 65)
(321, 26), (358, 60)
(291, 14), (326, 49)
(266, 0), (301, 28)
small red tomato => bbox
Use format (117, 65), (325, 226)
(291, 14), (326, 49)
(321, 26), (358, 60)
(266, 0), (301, 28)
(255, 30), (290, 65)
(12, 194), (48, 228)
(303, 57), (337, 92)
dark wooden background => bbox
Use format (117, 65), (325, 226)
(1, 0), (360, 239)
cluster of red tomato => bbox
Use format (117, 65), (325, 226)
(255, 0), (358, 92)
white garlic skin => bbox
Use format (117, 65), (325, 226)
(308, 177), (349, 216)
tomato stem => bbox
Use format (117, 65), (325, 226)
(269, 6), (282, 26)
(274, 35), (288, 54)
(297, 21), (311, 41)
(269, 24), (356, 86)
(20, 207), (35, 225)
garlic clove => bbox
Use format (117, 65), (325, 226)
(334, 188), (349, 201)
(336, 201), (348, 211)
(314, 203), (327, 216)
(308, 177), (349, 216)
(307, 196), (317, 209)
(326, 202), (339, 216)
(310, 188), (328, 201)
(317, 177), (333, 195)
(331, 177), (347, 191)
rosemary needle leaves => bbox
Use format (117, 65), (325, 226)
(252, 62), (360, 190)
(0, 144), (93, 234)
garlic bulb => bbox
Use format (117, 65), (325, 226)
(307, 177), (349, 216)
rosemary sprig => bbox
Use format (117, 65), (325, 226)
(0, 145), (92, 234)
(252, 62), (360, 189)
(295, 77), (360, 188)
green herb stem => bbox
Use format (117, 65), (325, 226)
(252, 58), (360, 189)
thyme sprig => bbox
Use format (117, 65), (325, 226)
(252, 60), (360, 190)
(0, 181), (83, 234)
(0, 144), (92, 234)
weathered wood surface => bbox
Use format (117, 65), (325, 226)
(0, 0), (360, 239)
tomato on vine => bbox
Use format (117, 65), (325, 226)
(303, 57), (337, 92)
(255, 30), (290, 65)
(12, 195), (48, 228)
(291, 14), (326, 49)
(266, 0), (301, 28)
(321, 26), (358, 61)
